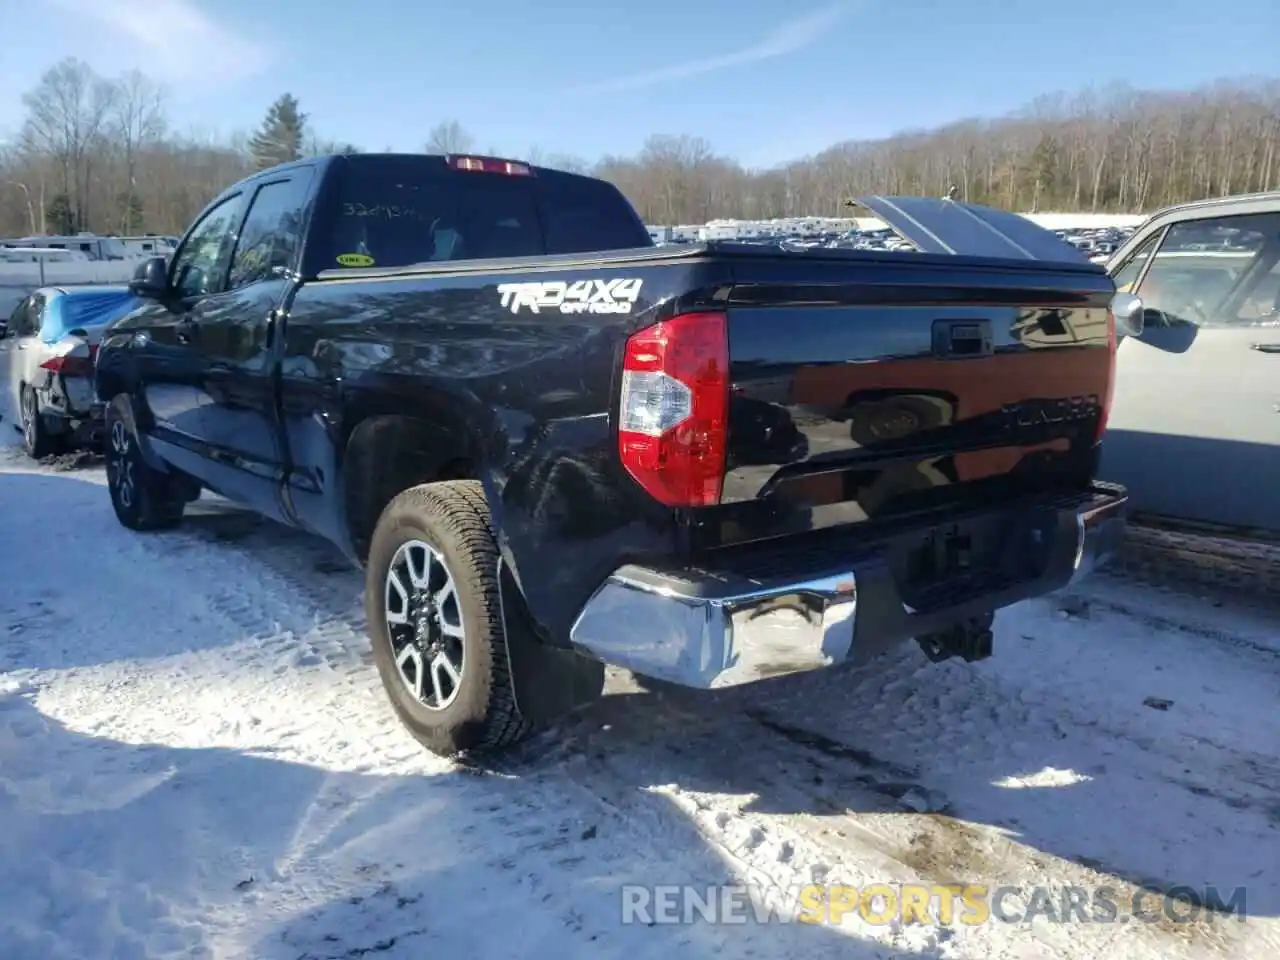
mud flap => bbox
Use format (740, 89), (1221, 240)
(497, 556), (605, 726)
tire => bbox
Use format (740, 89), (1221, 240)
(103, 395), (187, 531)
(20, 386), (64, 460)
(365, 480), (532, 757)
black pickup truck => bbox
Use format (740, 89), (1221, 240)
(94, 153), (1129, 757)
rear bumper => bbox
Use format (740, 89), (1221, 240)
(568, 482), (1127, 689)
(35, 379), (105, 444)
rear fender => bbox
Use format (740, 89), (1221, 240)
(335, 400), (605, 720)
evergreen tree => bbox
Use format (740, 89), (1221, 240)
(45, 193), (75, 234)
(248, 94), (307, 170)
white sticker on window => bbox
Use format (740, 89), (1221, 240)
(497, 278), (643, 315)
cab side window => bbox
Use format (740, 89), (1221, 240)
(170, 194), (248, 300)
(227, 173), (314, 290)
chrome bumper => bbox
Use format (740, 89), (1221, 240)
(1068, 481), (1128, 586)
(568, 484), (1128, 690)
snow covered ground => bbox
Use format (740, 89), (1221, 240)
(1, 436), (1277, 960)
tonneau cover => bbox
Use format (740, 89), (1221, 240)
(854, 195), (1092, 264)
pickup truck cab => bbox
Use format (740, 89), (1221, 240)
(95, 154), (1129, 757)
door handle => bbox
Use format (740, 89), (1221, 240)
(1250, 343), (1280, 353)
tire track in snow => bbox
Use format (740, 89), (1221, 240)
(115, 499), (372, 676)
(460, 632), (1273, 959)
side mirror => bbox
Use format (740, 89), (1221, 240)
(1111, 292), (1144, 338)
(0, 321), (7, 339)
(128, 256), (169, 299)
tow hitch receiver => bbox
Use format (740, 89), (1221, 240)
(917, 614), (995, 663)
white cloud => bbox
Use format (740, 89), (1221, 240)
(572, 4), (856, 94)
(45, 0), (268, 86)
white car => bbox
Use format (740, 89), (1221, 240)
(0, 285), (140, 458)
(1099, 191), (1280, 537)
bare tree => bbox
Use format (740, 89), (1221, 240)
(19, 57), (117, 232)
(112, 70), (167, 232)
(425, 120), (474, 155)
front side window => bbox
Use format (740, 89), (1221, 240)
(170, 194), (248, 299)
(1110, 232), (1160, 294)
(1137, 213), (1278, 326)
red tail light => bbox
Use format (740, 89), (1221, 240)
(446, 155), (533, 176)
(618, 311), (729, 507)
(40, 344), (97, 377)
(1096, 309), (1117, 442)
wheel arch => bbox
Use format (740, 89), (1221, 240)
(338, 407), (503, 565)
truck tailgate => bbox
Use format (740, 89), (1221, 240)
(710, 249), (1115, 546)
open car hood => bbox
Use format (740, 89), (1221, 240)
(853, 196), (1093, 265)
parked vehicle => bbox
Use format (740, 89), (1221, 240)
(1100, 191), (1280, 537)
(93, 154), (1130, 757)
(0, 285), (139, 457)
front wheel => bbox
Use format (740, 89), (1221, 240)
(103, 395), (188, 531)
(365, 480), (533, 757)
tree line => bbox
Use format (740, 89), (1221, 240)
(1, 57), (1277, 238)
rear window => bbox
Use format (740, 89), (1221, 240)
(538, 175), (651, 254)
(316, 156), (650, 272)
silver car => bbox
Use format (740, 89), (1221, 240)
(1100, 192), (1280, 536)
(0, 285), (140, 458)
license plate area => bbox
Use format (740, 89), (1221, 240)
(905, 524), (975, 583)
(891, 515), (1021, 614)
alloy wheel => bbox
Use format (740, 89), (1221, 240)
(383, 539), (466, 710)
(109, 419), (136, 510)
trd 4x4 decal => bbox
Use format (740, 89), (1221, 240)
(497, 278), (643, 315)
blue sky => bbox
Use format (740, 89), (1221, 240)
(3, 0), (1275, 168)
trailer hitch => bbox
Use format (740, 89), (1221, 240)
(916, 614), (995, 664)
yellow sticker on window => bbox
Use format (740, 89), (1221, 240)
(336, 253), (375, 267)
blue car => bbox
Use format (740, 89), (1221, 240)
(0, 285), (141, 457)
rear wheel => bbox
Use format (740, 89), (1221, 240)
(365, 480), (533, 757)
(103, 395), (188, 531)
(20, 386), (64, 460)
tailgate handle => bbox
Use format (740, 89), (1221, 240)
(932, 319), (993, 358)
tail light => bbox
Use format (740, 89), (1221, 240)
(1095, 309), (1117, 443)
(618, 311), (729, 507)
(40, 343), (98, 377)
(446, 155), (533, 176)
